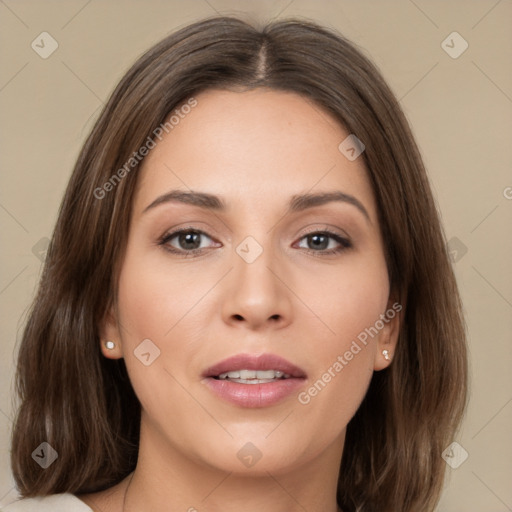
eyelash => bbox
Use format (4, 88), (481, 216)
(157, 227), (352, 257)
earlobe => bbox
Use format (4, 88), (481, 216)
(98, 306), (123, 359)
(100, 339), (123, 359)
(373, 299), (402, 371)
(374, 347), (394, 371)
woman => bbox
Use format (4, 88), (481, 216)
(6, 15), (467, 512)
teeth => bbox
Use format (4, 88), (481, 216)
(218, 369), (290, 381)
(228, 379), (278, 384)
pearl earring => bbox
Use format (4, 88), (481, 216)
(382, 349), (390, 361)
(105, 341), (115, 350)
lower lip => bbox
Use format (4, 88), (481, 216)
(204, 377), (305, 408)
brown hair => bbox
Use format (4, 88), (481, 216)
(11, 15), (468, 511)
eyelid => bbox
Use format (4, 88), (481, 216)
(296, 223), (352, 244)
(298, 224), (350, 240)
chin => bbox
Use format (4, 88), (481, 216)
(189, 430), (314, 476)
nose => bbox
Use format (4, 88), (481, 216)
(221, 243), (293, 331)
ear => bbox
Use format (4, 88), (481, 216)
(373, 298), (402, 371)
(98, 305), (124, 360)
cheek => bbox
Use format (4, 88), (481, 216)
(114, 248), (181, 380)
(294, 252), (388, 421)
(116, 245), (212, 340)
(114, 251), (198, 432)
(114, 243), (217, 402)
(302, 250), (389, 353)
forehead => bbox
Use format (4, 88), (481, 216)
(134, 88), (377, 221)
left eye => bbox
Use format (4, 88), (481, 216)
(296, 232), (350, 253)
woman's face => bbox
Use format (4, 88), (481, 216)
(101, 88), (399, 476)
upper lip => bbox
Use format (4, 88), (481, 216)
(203, 353), (307, 379)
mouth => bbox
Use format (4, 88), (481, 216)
(202, 353), (307, 408)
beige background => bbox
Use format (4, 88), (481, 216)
(1, 0), (511, 510)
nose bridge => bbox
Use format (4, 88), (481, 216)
(221, 232), (293, 329)
(235, 235), (275, 291)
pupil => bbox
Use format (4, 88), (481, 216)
(309, 234), (328, 250)
(179, 232), (201, 250)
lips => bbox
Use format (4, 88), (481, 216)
(202, 353), (307, 408)
(203, 353), (307, 379)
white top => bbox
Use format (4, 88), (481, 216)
(1, 493), (92, 511)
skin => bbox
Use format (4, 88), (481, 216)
(79, 89), (400, 512)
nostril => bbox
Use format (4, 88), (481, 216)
(230, 313), (281, 323)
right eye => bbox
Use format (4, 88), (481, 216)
(158, 228), (220, 256)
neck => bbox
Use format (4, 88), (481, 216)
(122, 420), (344, 512)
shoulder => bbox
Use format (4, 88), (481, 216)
(1, 493), (92, 512)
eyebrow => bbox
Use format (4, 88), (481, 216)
(143, 190), (370, 222)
